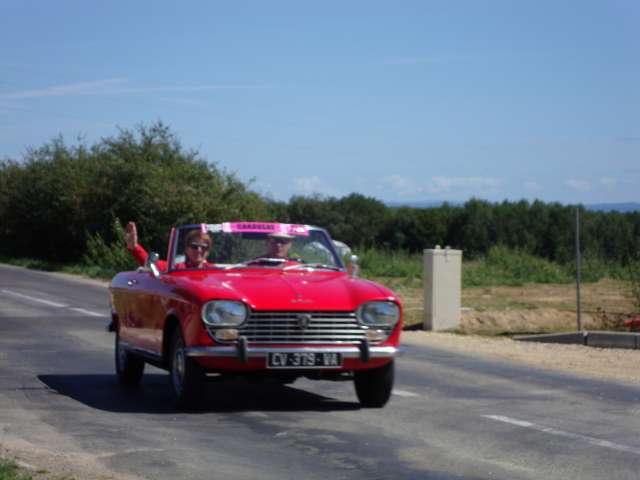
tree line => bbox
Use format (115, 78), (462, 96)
(1, 123), (638, 266)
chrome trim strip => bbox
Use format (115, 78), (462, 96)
(217, 310), (393, 345)
(184, 345), (397, 359)
(120, 341), (162, 360)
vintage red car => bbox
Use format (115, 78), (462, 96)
(109, 222), (403, 408)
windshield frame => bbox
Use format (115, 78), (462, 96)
(167, 222), (346, 273)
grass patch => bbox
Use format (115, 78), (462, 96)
(462, 246), (573, 287)
(357, 248), (422, 280)
(0, 458), (32, 480)
(357, 245), (636, 289)
(0, 256), (115, 280)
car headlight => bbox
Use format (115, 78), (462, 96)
(357, 301), (400, 327)
(202, 301), (247, 327)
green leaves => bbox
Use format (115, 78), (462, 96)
(1, 121), (639, 278)
(0, 122), (274, 263)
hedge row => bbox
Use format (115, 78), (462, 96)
(1, 123), (639, 266)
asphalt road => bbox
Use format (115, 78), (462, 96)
(1, 263), (640, 480)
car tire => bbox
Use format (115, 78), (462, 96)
(170, 329), (205, 409)
(115, 331), (145, 386)
(353, 360), (394, 408)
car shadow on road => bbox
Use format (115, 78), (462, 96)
(37, 373), (361, 414)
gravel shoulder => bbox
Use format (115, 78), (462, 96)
(402, 330), (640, 386)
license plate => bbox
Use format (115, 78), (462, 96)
(267, 352), (342, 369)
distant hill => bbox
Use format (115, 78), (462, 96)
(584, 203), (640, 213)
(385, 200), (640, 212)
(385, 200), (463, 209)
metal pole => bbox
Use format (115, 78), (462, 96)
(576, 208), (582, 331)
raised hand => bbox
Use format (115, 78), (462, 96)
(125, 221), (138, 249)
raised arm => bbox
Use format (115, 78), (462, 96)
(125, 221), (149, 267)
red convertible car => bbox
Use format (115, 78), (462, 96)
(109, 222), (403, 408)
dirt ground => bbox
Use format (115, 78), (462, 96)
(399, 278), (640, 387)
(396, 278), (637, 334)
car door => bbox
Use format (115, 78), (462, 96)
(114, 270), (159, 354)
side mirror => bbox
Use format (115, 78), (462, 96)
(348, 255), (359, 278)
(146, 252), (161, 278)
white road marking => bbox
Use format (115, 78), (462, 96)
(484, 415), (640, 456)
(1, 289), (107, 317)
(393, 389), (420, 398)
(96, 448), (167, 459)
(1, 289), (68, 308)
(243, 412), (269, 418)
(70, 307), (106, 317)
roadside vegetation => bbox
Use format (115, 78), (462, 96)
(0, 458), (32, 480)
(1, 122), (639, 331)
(357, 245), (637, 287)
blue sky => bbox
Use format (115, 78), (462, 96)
(1, 1), (638, 204)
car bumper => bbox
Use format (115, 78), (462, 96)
(185, 343), (399, 371)
(185, 344), (398, 359)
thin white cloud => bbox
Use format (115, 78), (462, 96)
(292, 176), (341, 197)
(564, 179), (591, 192)
(428, 176), (500, 195)
(110, 85), (268, 95)
(0, 80), (268, 100)
(599, 177), (617, 189)
(0, 79), (127, 100)
(381, 174), (422, 196)
(524, 181), (541, 193)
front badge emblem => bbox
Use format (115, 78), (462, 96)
(297, 314), (311, 329)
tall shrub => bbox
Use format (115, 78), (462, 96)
(0, 123), (272, 262)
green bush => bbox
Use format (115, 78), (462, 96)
(3, 121), (639, 273)
(0, 458), (31, 480)
(0, 123), (275, 263)
(463, 246), (573, 287)
(356, 245), (635, 288)
(83, 218), (137, 277)
(358, 248), (422, 279)
(628, 260), (640, 314)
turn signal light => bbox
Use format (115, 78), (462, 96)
(215, 329), (239, 341)
(366, 329), (386, 342)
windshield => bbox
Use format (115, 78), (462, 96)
(168, 222), (344, 271)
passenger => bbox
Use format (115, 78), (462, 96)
(108, 222), (211, 333)
(177, 229), (213, 269)
(125, 221), (212, 270)
(125, 221), (164, 269)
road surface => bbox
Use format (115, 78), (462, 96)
(1, 264), (639, 479)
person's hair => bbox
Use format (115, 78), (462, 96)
(185, 229), (212, 248)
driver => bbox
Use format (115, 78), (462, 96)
(262, 231), (294, 259)
(125, 221), (212, 270)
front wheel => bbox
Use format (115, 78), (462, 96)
(170, 329), (205, 409)
(115, 331), (145, 386)
(353, 360), (394, 408)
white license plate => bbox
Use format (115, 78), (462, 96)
(267, 352), (343, 369)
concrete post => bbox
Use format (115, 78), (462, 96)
(423, 246), (462, 331)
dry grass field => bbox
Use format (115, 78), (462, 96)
(386, 278), (637, 335)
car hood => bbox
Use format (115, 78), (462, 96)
(169, 269), (398, 311)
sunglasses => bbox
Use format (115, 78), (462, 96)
(189, 242), (210, 251)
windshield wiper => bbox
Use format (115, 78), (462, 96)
(225, 258), (286, 269)
(283, 263), (341, 271)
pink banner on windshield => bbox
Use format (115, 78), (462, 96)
(222, 222), (309, 236)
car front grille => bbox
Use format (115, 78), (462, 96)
(223, 310), (388, 344)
